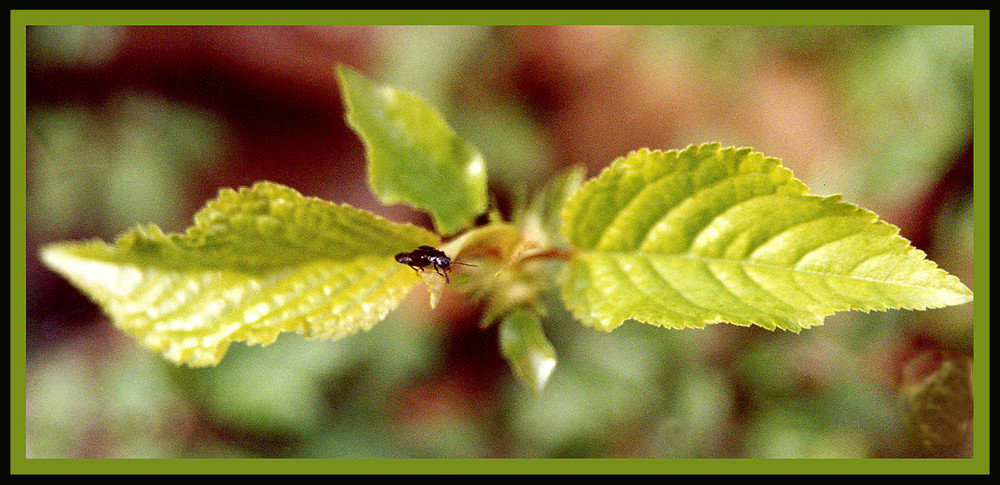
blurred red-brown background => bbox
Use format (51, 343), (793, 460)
(24, 24), (975, 461)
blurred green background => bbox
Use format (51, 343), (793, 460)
(23, 19), (977, 464)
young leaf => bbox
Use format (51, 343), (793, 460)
(40, 182), (439, 367)
(337, 65), (488, 236)
(560, 143), (973, 333)
(499, 309), (557, 393)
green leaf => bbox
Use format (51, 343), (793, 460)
(522, 164), (587, 250)
(40, 181), (439, 367)
(499, 309), (557, 393)
(560, 143), (973, 332)
(337, 65), (488, 236)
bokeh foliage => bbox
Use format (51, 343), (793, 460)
(25, 22), (977, 463)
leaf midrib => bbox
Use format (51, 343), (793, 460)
(580, 250), (944, 291)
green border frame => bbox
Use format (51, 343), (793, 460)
(12, 9), (989, 475)
(7, 9), (995, 26)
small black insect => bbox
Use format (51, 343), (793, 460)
(395, 245), (476, 283)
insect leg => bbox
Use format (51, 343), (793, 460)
(433, 263), (450, 283)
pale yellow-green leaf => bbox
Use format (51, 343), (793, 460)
(416, 267), (447, 309)
(40, 181), (439, 367)
(560, 143), (973, 333)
